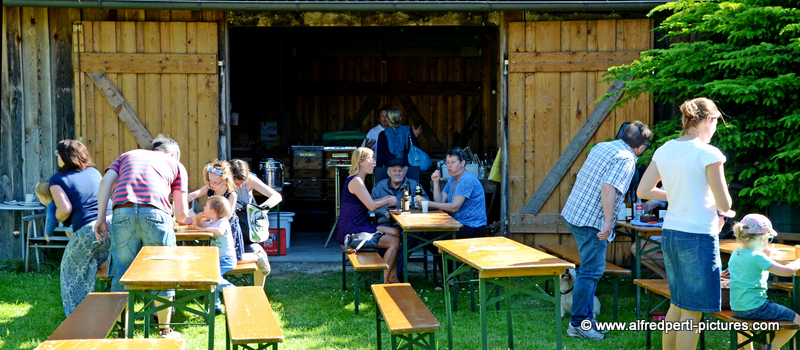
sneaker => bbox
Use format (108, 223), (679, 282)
(215, 307), (223, 316)
(567, 323), (605, 340)
(159, 327), (182, 340)
(591, 320), (610, 334)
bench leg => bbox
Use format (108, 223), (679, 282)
(354, 270), (360, 315)
(392, 332), (436, 350)
(342, 252), (347, 292)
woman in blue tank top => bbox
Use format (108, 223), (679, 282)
(337, 147), (401, 283)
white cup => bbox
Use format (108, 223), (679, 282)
(421, 201), (429, 213)
(25, 194), (36, 203)
(659, 210), (667, 219)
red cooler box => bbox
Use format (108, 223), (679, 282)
(260, 228), (286, 256)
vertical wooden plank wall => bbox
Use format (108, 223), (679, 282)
(505, 19), (652, 266)
(73, 12), (220, 191)
(292, 55), (488, 152)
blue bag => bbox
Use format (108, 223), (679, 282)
(407, 136), (431, 171)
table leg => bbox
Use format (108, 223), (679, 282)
(553, 275), (563, 350)
(324, 168), (342, 248)
(443, 252), (453, 350)
(207, 289), (215, 350)
(127, 291), (137, 338)
(479, 277), (488, 350)
(506, 277), (513, 350)
(636, 233), (642, 319)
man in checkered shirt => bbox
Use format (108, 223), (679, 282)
(562, 121), (652, 340)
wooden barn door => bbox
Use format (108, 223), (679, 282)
(505, 19), (653, 264)
(72, 21), (219, 190)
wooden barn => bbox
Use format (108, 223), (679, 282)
(1, 1), (665, 265)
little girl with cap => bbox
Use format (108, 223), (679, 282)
(729, 214), (800, 349)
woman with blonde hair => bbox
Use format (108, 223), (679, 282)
(337, 147), (401, 283)
(376, 107), (421, 167)
(186, 159), (245, 261)
(638, 97), (735, 350)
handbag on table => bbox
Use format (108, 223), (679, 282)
(343, 232), (385, 253)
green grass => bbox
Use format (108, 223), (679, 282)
(0, 259), (792, 350)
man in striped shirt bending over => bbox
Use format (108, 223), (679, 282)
(94, 134), (190, 339)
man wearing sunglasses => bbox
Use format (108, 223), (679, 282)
(94, 134), (189, 340)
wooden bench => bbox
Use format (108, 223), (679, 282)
(223, 286), (284, 350)
(635, 279), (800, 349)
(371, 283), (440, 350)
(47, 292), (128, 341)
(36, 339), (185, 350)
(341, 244), (389, 315)
(225, 260), (266, 288)
(540, 244), (630, 320)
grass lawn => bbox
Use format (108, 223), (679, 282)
(0, 259), (791, 349)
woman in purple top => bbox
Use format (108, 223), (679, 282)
(337, 147), (401, 283)
(50, 140), (111, 316)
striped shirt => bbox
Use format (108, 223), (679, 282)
(561, 139), (637, 241)
(107, 149), (188, 214)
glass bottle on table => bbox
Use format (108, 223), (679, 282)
(625, 192), (634, 221)
(402, 184), (410, 212)
(414, 184), (422, 209)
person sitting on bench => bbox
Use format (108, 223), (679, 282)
(729, 214), (800, 350)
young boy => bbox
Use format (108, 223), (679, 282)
(195, 195), (237, 315)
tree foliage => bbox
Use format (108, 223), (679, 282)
(605, 0), (800, 211)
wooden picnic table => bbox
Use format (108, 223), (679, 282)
(173, 225), (213, 245)
(434, 237), (574, 350)
(36, 339), (185, 350)
(389, 210), (462, 283)
(615, 220), (663, 318)
(120, 246), (219, 350)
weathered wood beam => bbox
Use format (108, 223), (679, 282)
(509, 213), (568, 234)
(398, 95), (444, 151)
(342, 96), (380, 131)
(457, 98), (482, 147)
(520, 79), (626, 215)
(74, 53), (217, 74)
(509, 51), (641, 73)
(87, 72), (153, 148)
(294, 82), (480, 96)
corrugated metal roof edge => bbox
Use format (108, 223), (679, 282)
(3, 0), (666, 12)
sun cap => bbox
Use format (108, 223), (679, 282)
(740, 214), (777, 236)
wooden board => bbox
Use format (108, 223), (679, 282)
(223, 286), (284, 344)
(47, 292), (129, 341)
(74, 52), (217, 74)
(36, 339), (185, 350)
(372, 283), (441, 335)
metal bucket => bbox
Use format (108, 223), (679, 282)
(259, 158), (284, 191)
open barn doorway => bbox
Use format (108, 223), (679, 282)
(228, 26), (498, 253)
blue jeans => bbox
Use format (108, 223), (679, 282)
(566, 221), (607, 326)
(216, 256), (236, 309)
(662, 229), (721, 312)
(108, 205), (176, 296)
(44, 202), (58, 238)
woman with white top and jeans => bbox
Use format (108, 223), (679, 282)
(638, 97), (735, 350)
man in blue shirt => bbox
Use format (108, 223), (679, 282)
(561, 121), (651, 340)
(427, 148), (487, 288)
